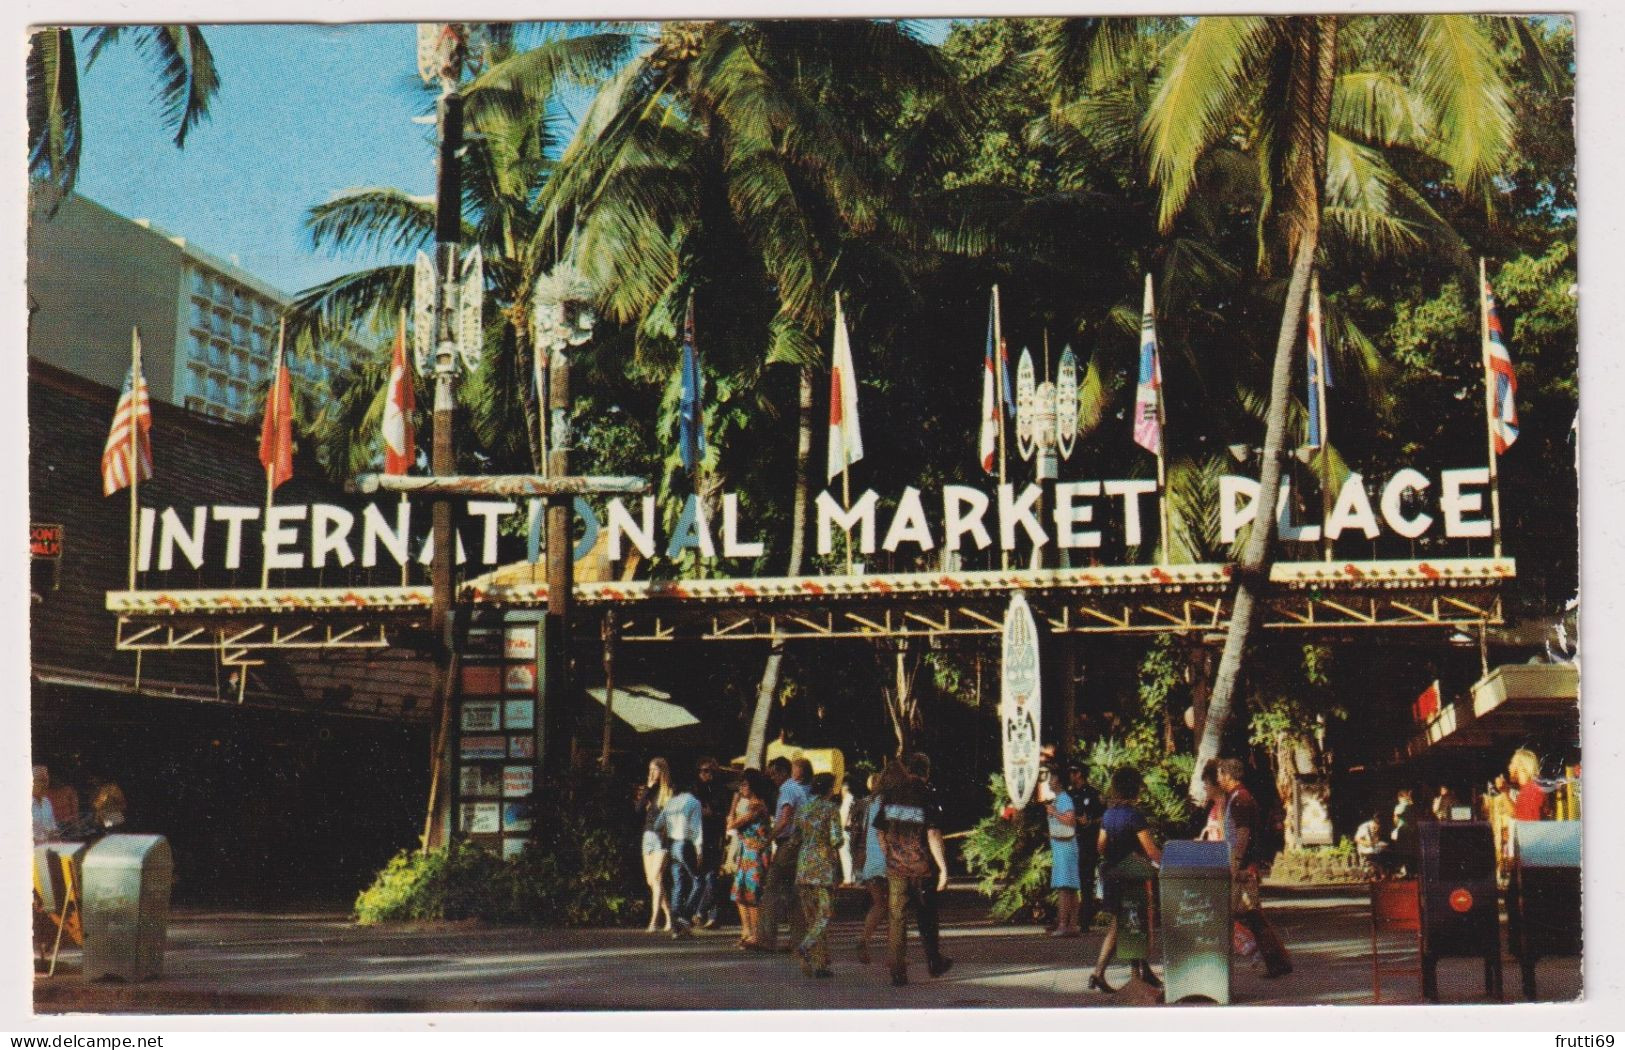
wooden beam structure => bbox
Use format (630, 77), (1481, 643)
(109, 556), (1511, 655)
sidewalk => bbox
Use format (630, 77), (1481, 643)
(34, 885), (1580, 1014)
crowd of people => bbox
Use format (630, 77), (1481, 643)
(632, 747), (1312, 994)
(634, 752), (952, 985)
(1351, 747), (1564, 880)
(31, 763), (127, 845)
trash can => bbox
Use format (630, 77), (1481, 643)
(1104, 853), (1159, 964)
(1507, 820), (1580, 1000)
(80, 835), (172, 982)
(1417, 821), (1501, 1000)
(1158, 840), (1232, 1004)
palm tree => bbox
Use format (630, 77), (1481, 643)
(290, 27), (630, 478)
(27, 26), (219, 214)
(1136, 15), (1524, 800)
(547, 20), (967, 767)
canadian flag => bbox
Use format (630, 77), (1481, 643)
(383, 319), (415, 474)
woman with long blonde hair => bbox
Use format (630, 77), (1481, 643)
(638, 757), (674, 932)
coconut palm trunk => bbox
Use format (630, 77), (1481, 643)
(745, 363), (815, 767)
(1189, 18), (1336, 801)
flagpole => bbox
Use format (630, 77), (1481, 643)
(1480, 258), (1504, 559)
(128, 328), (144, 691)
(261, 320), (284, 591)
(126, 328), (141, 592)
(1148, 275), (1172, 566)
(993, 285), (1008, 571)
(399, 307), (413, 587)
(836, 291), (854, 576)
(1313, 273), (1333, 563)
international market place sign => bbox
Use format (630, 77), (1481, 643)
(124, 466), (1497, 573)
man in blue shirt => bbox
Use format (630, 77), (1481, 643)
(757, 756), (811, 951)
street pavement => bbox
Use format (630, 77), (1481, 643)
(34, 884), (1580, 1014)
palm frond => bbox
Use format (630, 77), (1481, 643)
(1143, 16), (1274, 231)
(26, 28), (81, 207)
(306, 188), (440, 258)
(1406, 15), (1515, 191)
(85, 25), (219, 148)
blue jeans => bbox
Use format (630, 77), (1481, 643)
(669, 842), (704, 926)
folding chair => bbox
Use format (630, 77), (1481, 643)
(32, 846), (83, 977)
(1371, 877), (1422, 1003)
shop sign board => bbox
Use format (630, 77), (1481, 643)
(1001, 590), (1041, 810)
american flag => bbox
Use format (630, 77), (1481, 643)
(1133, 274), (1163, 456)
(1482, 277), (1519, 454)
(101, 357), (153, 496)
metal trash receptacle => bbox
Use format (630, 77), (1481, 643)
(1417, 821), (1501, 1000)
(1509, 820), (1581, 1000)
(1104, 853), (1159, 963)
(1159, 840), (1232, 1004)
(81, 835), (172, 982)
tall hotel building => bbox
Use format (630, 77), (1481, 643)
(27, 193), (343, 421)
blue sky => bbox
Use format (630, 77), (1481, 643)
(73, 20), (955, 298)
(78, 23), (449, 296)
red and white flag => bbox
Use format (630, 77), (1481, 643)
(1482, 271), (1519, 455)
(382, 319), (415, 474)
(259, 328), (294, 490)
(826, 295), (864, 482)
(101, 331), (153, 496)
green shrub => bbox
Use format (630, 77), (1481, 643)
(354, 770), (644, 927)
(960, 773), (1053, 922)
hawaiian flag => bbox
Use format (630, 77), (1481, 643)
(979, 290), (1015, 474)
(679, 296), (706, 473)
(826, 295), (864, 481)
(1482, 275), (1519, 455)
(101, 333), (153, 496)
(1133, 274), (1163, 456)
(383, 318), (415, 474)
(1306, 274), (1329, 450)
(259, 330), (295, 490)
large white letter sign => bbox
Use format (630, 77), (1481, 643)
(1053, 481), (1102, 549)
(998, 484), (1049, 550)
(1381, 469), (1434, 539)
(362, 501), (412, 568)
(882, 487), (936, 552)
(212, 506), (261, 570)
(1221, 476), (1260, 545)
(1105, 479), (1157, 547)
(264, 506), (308, 571)
(1441, 468), (1493, 538)
(158, 506), (208, 571)
(1325, 474), (1380, 540)
(607, 497), (656, 561)
(722, 494), (764, 558)
(467, 501), (517, 565)
(943, 486), (993, 552)
(817, 489), (877, 556)
(310, 504), (357, 568)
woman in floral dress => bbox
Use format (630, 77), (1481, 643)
(729, 769), (773, 948)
